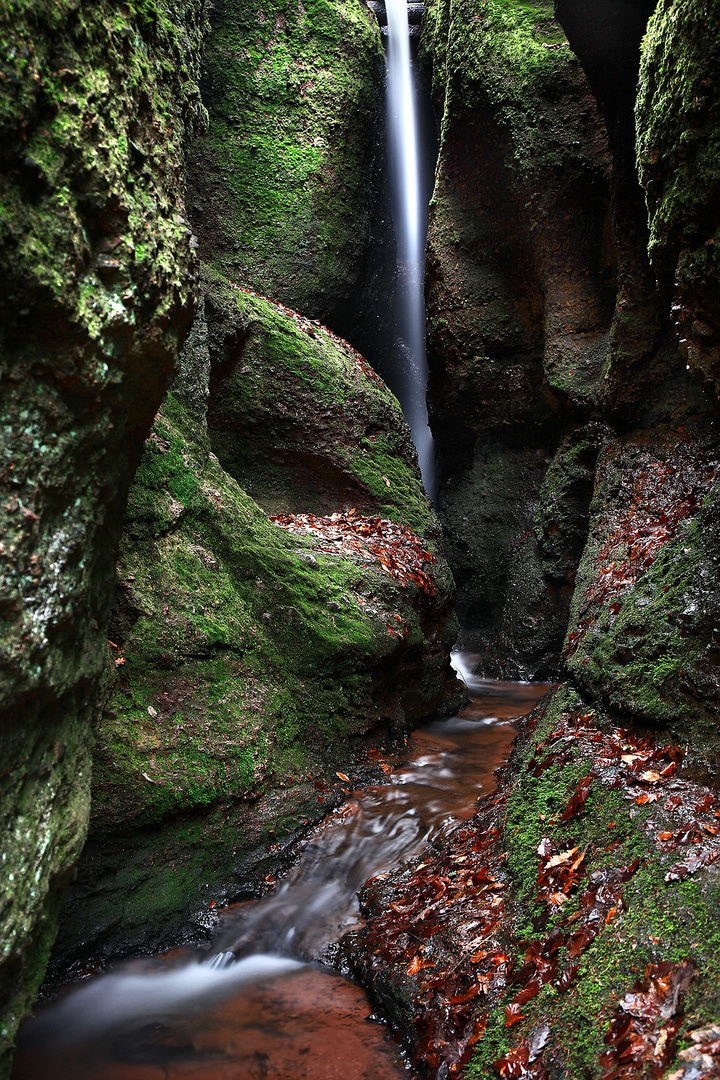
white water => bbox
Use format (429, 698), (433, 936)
(385, 0), (436, 501)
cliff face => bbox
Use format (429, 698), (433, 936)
(422, 0), (615, 677)
(0, 0), (206, 1069)
(422, 0), (718, 682)
(343, 1), (720, 1075)
(187, 0), (388, 343)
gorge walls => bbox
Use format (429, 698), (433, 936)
(344, 3), (720, 1073)
(0, 1), (207, 1069)
(43, 0), (461, 988)
(422, 0), (720, 700)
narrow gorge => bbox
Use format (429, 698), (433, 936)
(1, 0), (720, 1077)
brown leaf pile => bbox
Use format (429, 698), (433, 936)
(600, 961), (694, 1079)
(358, 806), (511, 1076)
(528, 708), (720, 884)
(270, 511), (437, 596)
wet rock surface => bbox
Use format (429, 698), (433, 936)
(0, 0), (206, 1068)
(347, 687), (720, 1078)
(421, 0), (615, 677)
(187, 0), (387, 341)
(48, 283), (461, 974)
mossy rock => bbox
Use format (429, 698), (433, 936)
(637, 0), (720, 394)
(441, 442), (569, 679)
(422, 0), (613, 449)
(534, 424), (607, 582)
(0, 0), (205, 1070)
(564, 424), (720, 768)
(53, 383), (459, 967)
(203, 270), (435, 538)
(467, 685), (720, 1077)
(187, 0), (385, 326)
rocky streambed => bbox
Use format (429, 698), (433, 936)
(13, 661), (545, 1080)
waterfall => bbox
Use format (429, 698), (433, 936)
(385, 0), (436, 502)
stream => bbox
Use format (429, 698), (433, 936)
(13, 656), (547, 1080)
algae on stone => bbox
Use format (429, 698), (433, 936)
(203, 271), (434, 538)
(637, 0), (720, 393)
(52, 333), (459, 967)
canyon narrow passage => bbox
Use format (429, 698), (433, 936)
(13, 661), (548, 1080)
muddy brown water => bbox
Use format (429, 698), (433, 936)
(13, 656), (548, 1080)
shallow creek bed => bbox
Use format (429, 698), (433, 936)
(12, 659), (544, 1080)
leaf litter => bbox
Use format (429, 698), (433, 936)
(270, 511), (437, 596)
(345, 690), (720, 1079)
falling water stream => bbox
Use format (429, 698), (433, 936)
(13, 659), (548, 1080)
(385, 0), (436, 500)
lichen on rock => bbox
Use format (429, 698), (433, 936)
(637, 0), (720, 393)
(187, 0), (386, 331)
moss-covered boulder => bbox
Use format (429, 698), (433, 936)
(563, 424), (720, 772)
(203, 271), (434, 535)
(0, 0), (205, 1068)
(636, 0), (720, 395)
(347, 686), (720, 1077)
(187, 0), (386, 333)
(50, 303), (461, 971)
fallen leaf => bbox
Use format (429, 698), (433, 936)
(504, 1002), (525, 1027)
(545, 846), (580, 869)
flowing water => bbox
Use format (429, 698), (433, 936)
(13, 658), (548, 1080)
(385, 0), (436, 500)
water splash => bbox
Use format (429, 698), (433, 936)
(385, 0), (436, 501)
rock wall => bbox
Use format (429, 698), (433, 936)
(636, 0), (720, 393)
(343, 1), (720, 1074)
(421, 0), (615, 676)
(422, 0), (719, 682)
(0, 0), (206, 1069)
(49, 277), (460, 974)
(187, 0), (390, 346)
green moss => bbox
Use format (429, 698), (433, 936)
(189, 0), (383, 316)
(637, 0), (720, 272)
(0, 0), (206, 1068)
(203, 271), (436, 538)
(421, 0), (569, 180)
(94, 390), (453, 831)
(468, 687), (720, 1078)
(564, 436), (720, 756)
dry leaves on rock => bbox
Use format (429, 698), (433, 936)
(271, 511), (437, 596)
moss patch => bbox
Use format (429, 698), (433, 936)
(188, 0), (384, 321)
(57, 380), (459, 966)
(204, 270), (435, 538)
